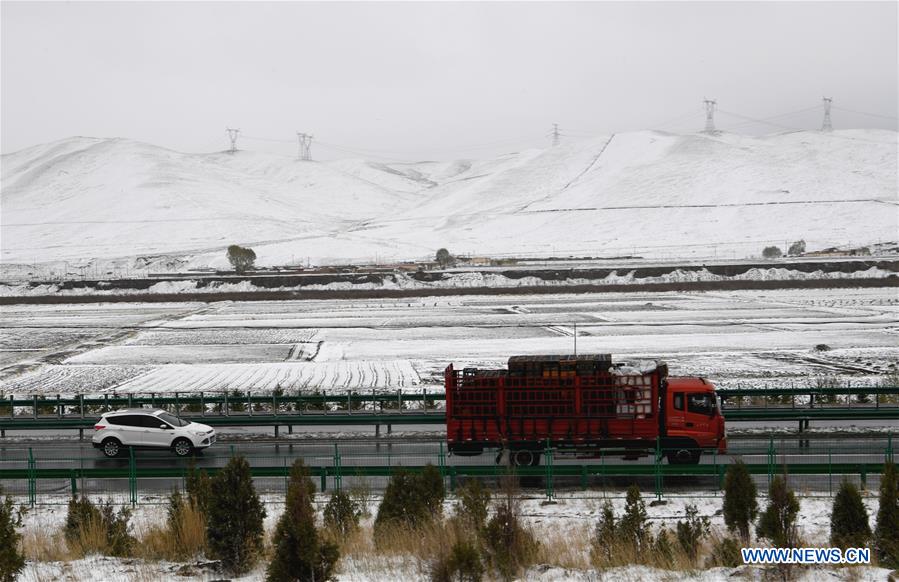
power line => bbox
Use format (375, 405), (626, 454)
(242, 135), (294, 144)
(831, 106), (898, 121)
(717, 104), (823, 131)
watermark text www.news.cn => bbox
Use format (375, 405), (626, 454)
(741, 547), (870, 565)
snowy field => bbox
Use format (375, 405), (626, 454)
(12, 492), (896, 581)
(0, 287), (896, 396)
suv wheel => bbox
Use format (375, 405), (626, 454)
(102, 438), (122, 458)
(173, 438), (194, 457)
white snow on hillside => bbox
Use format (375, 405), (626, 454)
(1, 130), (896, 269)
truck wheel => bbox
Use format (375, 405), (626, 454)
(667, 450), (701, 465)
(511, 449), (541, 467)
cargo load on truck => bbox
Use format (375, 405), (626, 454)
(445, 354), (726, 465)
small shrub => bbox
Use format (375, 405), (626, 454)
(723, 460), (758, 542)
(830, 480), (872, 549)
(348, 481), (373, 518)
(184, 461), (212, 515)
(814, 343), (831, 352)
(456, 479), (491, 534)
(652, 525), (675, 566)
(156, 489), (207, 560)
(64, 496), (134, 557)
(756, 475), (800, 548)
(267, 459), (339, 582)
(228, 389), (247, 412)
(705, 535), (742, 568)
(430, 539), (484, 582)
(419, 463), (446, 516)
(0, 486), (25, 582)
(207, 456), (266, 575)
(875, 461), (899, 567)
(675, 504), (711, 561)
(618, 485), (649, 551)
(323, 489), (361, 536)
(589, 500), (616, 563)
(762, 246), (783, 259)
(375, 465), (445, 533)
(483, 481), (539, 580)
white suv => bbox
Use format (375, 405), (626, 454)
(92, 409), (216, 458)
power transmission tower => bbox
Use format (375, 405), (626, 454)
(703, 99), (717, 132)
(297, 132), (313, 161)
(552, 123), (560, 147)
(822, 97), (833, 132)
(226, 128), (240, 153)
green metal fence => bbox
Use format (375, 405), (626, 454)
(1, 435), (893, 507)
(2, 386), (897, 436)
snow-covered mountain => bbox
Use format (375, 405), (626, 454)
(1, 130), (896, 270)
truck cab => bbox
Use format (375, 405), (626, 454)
(663, 377), (727, 463)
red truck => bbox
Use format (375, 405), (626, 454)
(445, 354), (726, 465)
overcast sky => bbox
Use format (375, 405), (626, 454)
(2, 1), (896, 161)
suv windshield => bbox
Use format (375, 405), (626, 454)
(157, 412), (189, 427)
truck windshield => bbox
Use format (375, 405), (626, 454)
(687, 393), (716, 416)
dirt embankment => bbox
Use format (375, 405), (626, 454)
(1, 275), (895, 305)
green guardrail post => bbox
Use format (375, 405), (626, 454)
(580, 465), (588, 490)
(713, 450), (721, 494)
(333, 443), (342, 492)
(544, 439), (554, 502)
(653, 437), (662, 501)
(70, 471), (77, 498)
(129, 446), (137, 506)
(828, 448), (833, 496)
(27, 447), (36, 507)
(767, 436), (775, 487)
(449, 466), (457, 492)
(887, 433), (894, 463)
(438, 441), (446, 488)
(320, 467), (327, 493)
(860, 464), (867, 490)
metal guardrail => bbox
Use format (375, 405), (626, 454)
(1, 435), (894, 506)
(1, 387), (896, 435)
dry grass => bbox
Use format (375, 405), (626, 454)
(589, 529), (714, 572)
(135, 504), (207, 561)
(19, 528), (75, 562)
(67, 515), (113, 558)
(534, 523), (591, 569)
